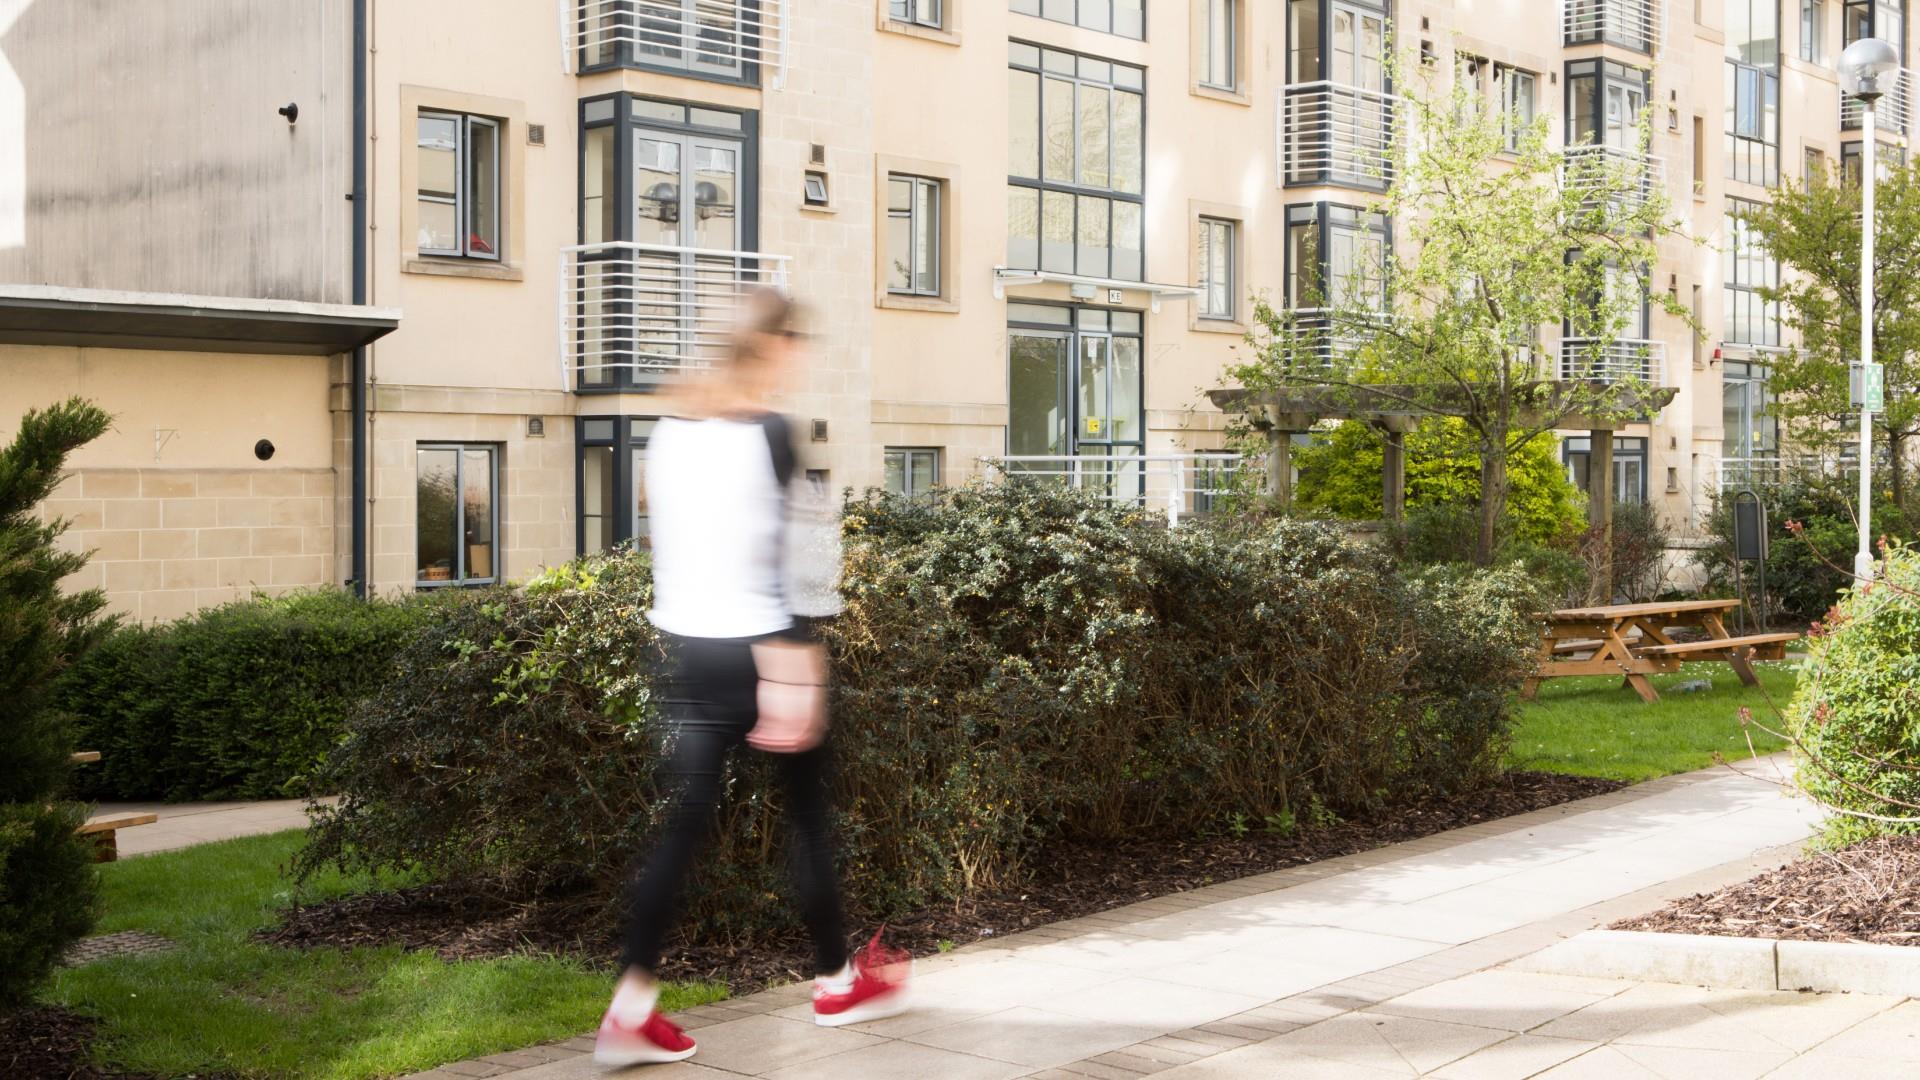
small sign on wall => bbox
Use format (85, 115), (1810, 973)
(1107, 288), (1124, 304)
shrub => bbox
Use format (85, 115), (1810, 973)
(1786, 544), (1920, 846)
(1295, 418), (1585, 547)
(1574, 500), (1672, 605)
(300, 482), (1539, 941)
(0, 398), (112, 1010)
(59, 590), (445, 801)
(1697, 475), (1916, 623)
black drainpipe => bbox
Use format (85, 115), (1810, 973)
(349, 0), (369, 598)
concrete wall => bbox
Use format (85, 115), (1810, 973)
(0, 0), (351, 302)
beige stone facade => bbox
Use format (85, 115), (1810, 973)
(1, 1), (1904, 615)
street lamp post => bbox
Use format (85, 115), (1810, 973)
(1840, 37), (1901, 583)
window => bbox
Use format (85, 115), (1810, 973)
(1010, 0), (1145, 40)
(1007, 304), (1145, 496)
(1805, 145), (1827, 181)
(1843, 0), (1905, 51)
(1201, 0), (1237, 89)
(890, 0), (942, 29)
(417, 445), (499, 586)
(1286, 202), (1388, 312)
(418, 112), (501, 260)
(1456, 55), (1490, 119)
(1724, 200), (1783, 347)
(579, 417), (657, 554)
(1803, 0), (1827, 63)
(1197, 217), (1237, 320)
(1006, 43), (1146, 282)
(1723, 360), (1779, 459)
(1495, 65), (1537, 152)
(1563, 436), (1650, 504)
(887, 175), (941, 297)
(574, 97), (754, 391)
(1284, 0), (1392, 189)
(884, 448), (941, 496)
(1567, 60), (1650, 153)
(1841, 139), (1906, 183)
(1693, 116), (1707, 193)
(1724, 60), (1780, 184)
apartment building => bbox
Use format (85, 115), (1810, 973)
(0, 1), (1904, 617)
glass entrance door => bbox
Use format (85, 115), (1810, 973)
(1007, 304), (1144, 495)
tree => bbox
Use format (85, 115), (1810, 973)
(0, 397), (113, 1009)
(1748, 163), (1920, 512)
(1295, 417), (1585, 546)
(1235, 66), (1688, 566)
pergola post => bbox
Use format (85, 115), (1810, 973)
(1379, 418), (1409, 525)
(1263, 408), (1314, 509)
(1589, 428), (1615, 603)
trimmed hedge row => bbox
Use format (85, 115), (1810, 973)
(299, 483), (1541, 939)
(58, 590), (444, 801)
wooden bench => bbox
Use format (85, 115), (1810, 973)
(1636, 632), (1802, 686)
(78, 813), (158, 862)
(1550, 636), (1642, 656)
(70, 750), (101, 764)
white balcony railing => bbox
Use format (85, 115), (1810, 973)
(1281, 81), (1398, 189)
(983, 454), (1256, 526)
(1283, 308), (1395, 368)
(1563, 0), (1658, 53)
(1842, 67), (1914, 137)
(559, 241), (790, 387)
(1717, 454), (1862, 490)
(1562, 145), (1663, 217)
(1560, 337), (1665, 385)
(564, 0), (786, 85)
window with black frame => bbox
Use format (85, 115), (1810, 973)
(1006, 43), (1145, 282)
(1285, 203), (1388, 312)
(1723, 360), (1779, 460)
(417, 445), (500, 587)
(1563, 436), (1650, 504)
(1006, 303), (1145, 498)
(1010, 0), (1144, 40)
(1841, 138), (1907, 181)
(1844, 0), (1905, 52)
(1284, 0), (1392, 190)
(417, 111), (501, 260)
(1726, 1), (1781, 186)
(575, 96), (756, 392)
(1724, 199), (1782, 348)
(578, 416), (658, 554)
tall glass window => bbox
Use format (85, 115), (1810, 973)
(1724, 0), (1781, 188)
(1724, 199), (1783, 347)
(1202, 0), (1236, 90)
(1007, 43), (1146, 282)
(1197, 217), (1237, 320)
(1723, 360), (1779, 459)
(1285, 203), (1388, 311)
(1283, 0), (1392, 189)
(1563, 436), (1650, 504)
(578, 417), (657, 554)
(1007, 304), (1145, 496)
(1010, 0), (1145, 40)
(417, 445), (499, 586)
(1567, 60), (1651, 152)
(1803, 0), (1828, 63)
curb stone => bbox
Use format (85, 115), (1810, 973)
(1519, 927), (1920, 996)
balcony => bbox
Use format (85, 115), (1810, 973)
(1562, 145), (1663, 219)
(983, 454), (1255, 525)
(1284, 308), (1392, 369)
(560, 241), (790, 388)
(1560, 337), (1665, 385)
(1563, 0), (1658, 54)
(566, 0), (786, 84)
(1281, 82), (1397, 190)
(1841, 67), (1914, 137)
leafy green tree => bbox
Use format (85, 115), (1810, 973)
(1748, 163), (1920, 511)
(1, 397), (113, 1009)
(1235, 68), (1688, 567)
(1295, 418), (1584, 546)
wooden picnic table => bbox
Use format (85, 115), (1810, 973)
(1522, 598), (1799, 704)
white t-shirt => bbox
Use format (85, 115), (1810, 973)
(646, 413), (841, 639)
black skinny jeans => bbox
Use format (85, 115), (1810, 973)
(620, 633), (848, 976)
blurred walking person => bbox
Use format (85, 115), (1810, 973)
(594, 289), (911, 1067)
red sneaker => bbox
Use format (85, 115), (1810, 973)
(813, 929), (913, 1028)
(593, 1009), (697, 1066)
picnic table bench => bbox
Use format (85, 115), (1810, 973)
(1522, 599), (1800, 704)
(70, 750), (156, 861)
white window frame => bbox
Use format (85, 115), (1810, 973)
(418, 111), (502, 261)
(887, 174), (943, 297)
(884, 447), (941, 496)
(1201, 0), (1237, 90)
(1197, 216), (1237, 320)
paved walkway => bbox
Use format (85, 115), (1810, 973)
(411, 758), (1900, 1079)
(91, 798), (320, 856)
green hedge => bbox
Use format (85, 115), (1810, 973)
(299, 483), (1540, 939)
(59, 590), (444, 802)
(1788, 544), (1920, 846)
(1698, 476), (1916, 623)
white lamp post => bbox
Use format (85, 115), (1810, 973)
(1839, 37), (1901, 583)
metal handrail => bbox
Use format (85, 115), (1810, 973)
(1281, 80), (1398, 187)
(1842, 67), (1914, 136)
(1563, 0), (1659, 52)
(984, 453), (1255, 526)
(564, 0), (787, 87)
(1559, 336), (1665, 385)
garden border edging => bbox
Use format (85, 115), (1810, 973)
(1517, 928), (1920, 997)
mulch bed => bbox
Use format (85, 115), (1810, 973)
(0, 1007), (169, 1080)
(1613, 834), (1920, 946)
(262, 770), (1619, 993)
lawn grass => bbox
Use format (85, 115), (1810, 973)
(45, 829), (725, 1080)
(1508, 660), (1797, 783)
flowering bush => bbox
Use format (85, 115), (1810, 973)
(1786, 544), (1920, 845)
(300, 482), (1538, 939)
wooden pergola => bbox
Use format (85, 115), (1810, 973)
(1206, 383), (1678, 594)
